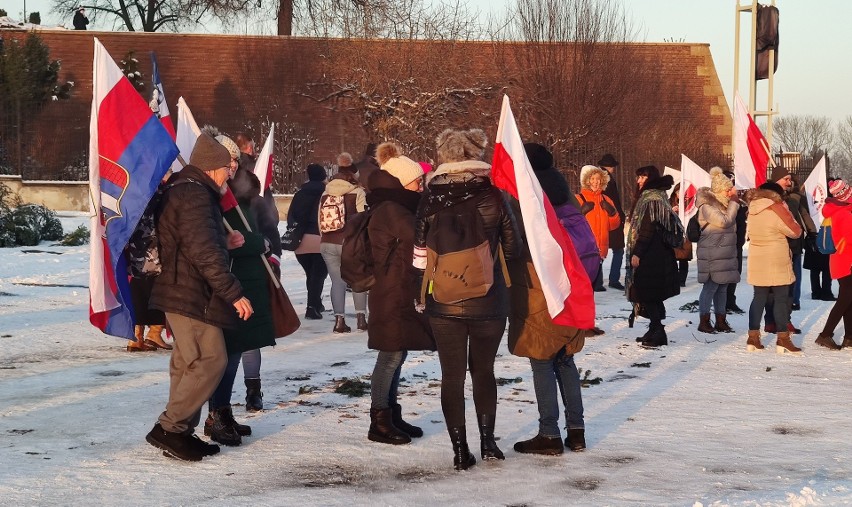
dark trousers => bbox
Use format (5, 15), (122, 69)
(296, 253), (328, 311)
(209, 352), (241, 410)
(726, 250), (743, 308)
(677, 260), (689, 286)
(429, 316), (506, 428)
(820, 275), (852, 338)
(810, 268), (833, 298)
(644, 300), (666, 328)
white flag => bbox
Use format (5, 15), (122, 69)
(171, 97), (201, 173)
(678, 154), (711, 224)
(254, 124), (276, 196)
(803, 156), (828, 225)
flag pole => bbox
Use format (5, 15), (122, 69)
(760, 139), (776, 168)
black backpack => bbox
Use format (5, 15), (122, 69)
(686, 206), (709, 243)
(340, 209), (376, 293)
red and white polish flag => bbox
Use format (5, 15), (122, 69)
(491, 95), (595, 329)
(733, 91), (770, 189)
(254, 124), (276, 196)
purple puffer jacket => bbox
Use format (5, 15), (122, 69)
(554, 202), (600, 282)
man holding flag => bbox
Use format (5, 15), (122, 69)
(146, 133), (254, 462)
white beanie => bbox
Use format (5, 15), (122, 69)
(215, 134), (240, 161)
(376, 142), (422, 186)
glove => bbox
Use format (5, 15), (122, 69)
(580, 201), (594, 215)
(600, 199), (617, 216)
(805, 232), (817, 252)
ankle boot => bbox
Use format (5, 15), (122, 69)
(127, 326), (154, 351)
(513, 434), (563, 455)
(714, 313), (734, 333)
(447, 426), (476, 470)
(144, 325), (172, 350)
(565, 428), (586, 452)
(842, 337), (852, 349)
(635, 326), (654, 343)
(776, 331), (802, 354)
(640, 324), (667, 347)
(245, 378), (263, 412)
(746, 330), (764, 352)
(304, 306), (322, 320)
(477, 414), (504, 460)
(209, 407), (243, 446)
(333, 315), (351, 333)
(368, 408), (411, 445)
(391, 403), (423, 438)
(356, 313), (368, 331)
(697, 314), (717, 334)
(221, 405), (251, 436)
(815, 333), (841, 350)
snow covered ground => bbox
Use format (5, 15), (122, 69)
(1, 212), (850, 506)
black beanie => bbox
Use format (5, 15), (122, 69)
(306, 164), (327, 182)
(190, 133), (231, 172)
(523, 142), (554, 172)
(759, 181), (784, 197)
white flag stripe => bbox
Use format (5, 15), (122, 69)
(254, 124), (275, 196)
(732, 91), (758, 190)
(663, 166), (680, 198)
(172, 97), (201, 173)
(497, 96), (571, 318)
(678, 154), (711, 224)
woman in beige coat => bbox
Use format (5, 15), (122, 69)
(745, 182), (803, 353)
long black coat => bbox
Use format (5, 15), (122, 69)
(604, 177), (625, 250)
(629, 180), (680, 304)
(287, 180), (325, 236)
(366, 182), (435, 352)
(415, 175), (521, 320)
(150, 166), (243, 329)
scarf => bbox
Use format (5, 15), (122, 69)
(626, 188), (677, 256)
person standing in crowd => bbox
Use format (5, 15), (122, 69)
(626, 166), (680, 348)
(354, 143), (379, 187)
(72, 7), (88, 30)
(806, 177), (836, 302)
(744, 182), (802, 354)
(205, 137), (275, 445)
(509, 143), (586, 456)
(694, 167), (741, 334)
(670, 182), (691, 288)
(762, 168), (812, 333)
(599, 154), (626, 290)
(414, 128), (519, 470)
(288, 164), (329, 319)
(723, 171), (749, 314)
(813, 179), (852, 350)
(145, 133), (253, 461)
(363, 143), (434, 445)
(125, 172), (171, 352)
(320, 158), (368, 333)
(576, 165), (621, 292)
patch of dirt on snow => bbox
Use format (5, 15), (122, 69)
(598, 455), (638, 468)
(772, 426), (813, 436)
(297, 464), (363, 488)
(396, 467), (442, 483)
(567, 477), (603, 490)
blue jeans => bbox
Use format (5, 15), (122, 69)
(370, 350), (407, 410)
(609, 248), (624, 285)
(209, 352), (241, 410)
(699, 280), (727, 315)
(320, 243), (367, 316)
(529, 350), (584, 438)
(241, 349), (261, 379)
(751, 286), (790, 331)
(791, 253), (802, 306)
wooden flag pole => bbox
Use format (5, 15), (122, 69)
(222, 215), (281, 289)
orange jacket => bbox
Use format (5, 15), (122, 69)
(576, 189), (621, 257)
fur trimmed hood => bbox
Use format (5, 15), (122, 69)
(745, 188), (783, 214)
(579, 165), (610, 191)
(695, 187), (725, 210)
(426, 160), (491, 185)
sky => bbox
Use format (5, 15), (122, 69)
(4, 0), (851, 125)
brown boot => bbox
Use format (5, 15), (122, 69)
(127, 326), (154, 351)
(356, 313), (368, 332)
(697, 314), (717, 334)
(714, 313), (734, 333)
(842, 337), (852, 349)
(144, 325), (172, 350)
(333, 315), (351, 333)
(776, 331), (802, 354)
(814, 333), (841, 350)
(746, 330), (764, 352)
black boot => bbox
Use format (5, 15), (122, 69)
(635, 325), (654, 343)
(448, 426), (476, 470)
(245, 378), (263, 412)
(356, 313), (368, 331)
(565, 428), (586, 452)
(368, 408), (411, 445)
(305, 306), (322, 320)
(513, 434), (564, 455)
(641, 324), (668, 347)
(391, 403), (423, 438)
(477, 414), (504, 460)
(209, 407), (242, 446)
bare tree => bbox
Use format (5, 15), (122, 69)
(833, 115), (852, 177)
(772, 115), (835, 158)
(51, 0), (253, 32)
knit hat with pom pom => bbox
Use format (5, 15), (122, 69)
(709, 166), (733, 196)
(376, 142), (423, 187)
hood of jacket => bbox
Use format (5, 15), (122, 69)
(823, 197), (852, 218)
(579, 165), (611, 192)
(325, 176), (360, 197)
(745, 188), (783, 214)
(695, 187), (725, 210)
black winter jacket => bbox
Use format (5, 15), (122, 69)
(150, 166), (243, 329)
(287, 180), (326, 236)
(415, 167), (520, 320)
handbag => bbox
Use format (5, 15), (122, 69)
(673, 237), (693, 260)
(658, 214), (685, 249)
(267, 276), (301, 338)
(280, 220), (306, 251)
